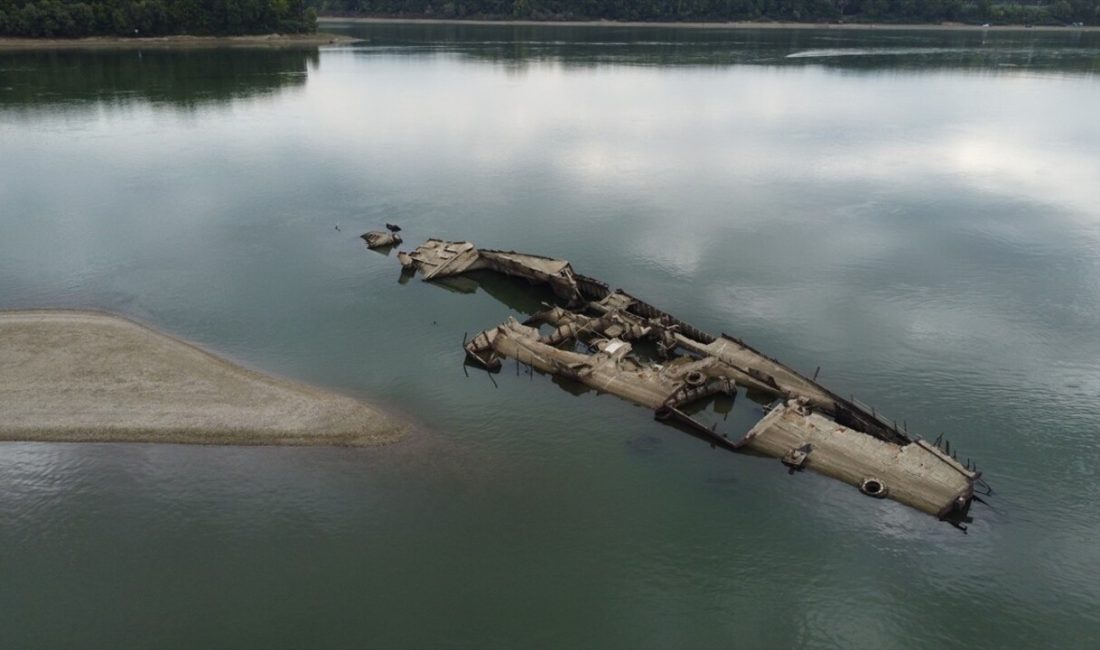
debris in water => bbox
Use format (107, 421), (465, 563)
(362, 230), (402, 249)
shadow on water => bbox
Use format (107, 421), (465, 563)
(428, 269), (561, 315)
(0, 48), (319, 113)
(335, 21), (1100, 74)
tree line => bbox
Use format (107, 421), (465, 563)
(309, 0), (1100, 25)
(0, 0), (318, 38)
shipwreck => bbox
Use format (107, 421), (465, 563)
(384, 236), (989, 526)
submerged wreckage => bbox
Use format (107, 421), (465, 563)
(386, 237), (989, 525)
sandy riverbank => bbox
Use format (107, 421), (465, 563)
(0, 33), (359, 51)
(322, 16), (1100, 32)
(0, 310), (406, 446)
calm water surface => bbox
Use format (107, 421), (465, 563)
(2, 23), (1099, 648)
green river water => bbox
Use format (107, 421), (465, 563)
(1, 21), (1099, 648)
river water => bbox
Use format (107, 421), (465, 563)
(2, 22), (1099, 648)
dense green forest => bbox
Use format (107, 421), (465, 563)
(309, 0), (1100, 25)
(0, 0), (317, 37)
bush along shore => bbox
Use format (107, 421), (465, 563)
(308, 0), (1099, 26)
(0, 0), (317, 38)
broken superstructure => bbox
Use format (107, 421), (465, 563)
(394, 238), (988, 525)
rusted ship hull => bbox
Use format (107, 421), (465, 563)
(396, 238), (985, 525)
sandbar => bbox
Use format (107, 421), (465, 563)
(0, 310), (406, 446)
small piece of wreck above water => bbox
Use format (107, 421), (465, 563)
(394, 238), (988, 525)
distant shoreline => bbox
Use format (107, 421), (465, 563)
(321, 16), (1100, 32)
(3, 20), (1092, 51)
(0, 32), (359, 51)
